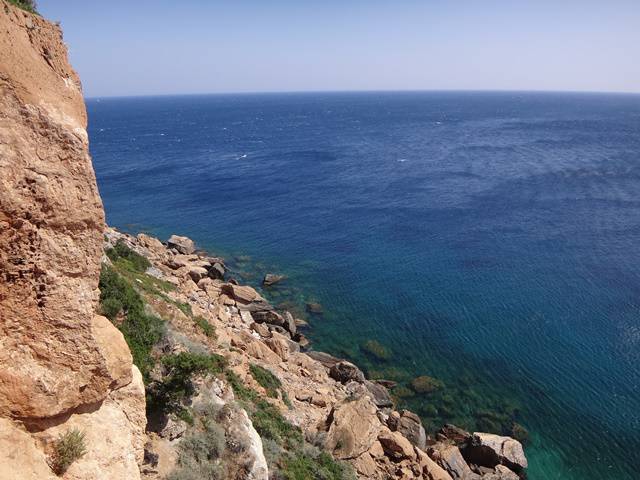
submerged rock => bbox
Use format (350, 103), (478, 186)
(411, 375), (444, 394)
(263, 273), (285, 286)
(306, 302), (324, 314)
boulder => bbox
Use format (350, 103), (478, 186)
(326, 396), (381, 459)
(208, 262), (225, 280)
(377, 428), (416, 460)
(282, 311), (297, 336)
(263, 273), (285, 286)
(481, 465), (519, 480)
(188, 266), (209, 283)
(439, 424), (472, 446)
(388, 410), (427, 450)
(416, 449), (455, 480)
(462, 433), (527, 474)
(429, 443), (481, 480)
(306, 351), (341, 369)
(364, 380), (394, 408)
(166, 235), (196, 254)
(329, 361), (365, 384)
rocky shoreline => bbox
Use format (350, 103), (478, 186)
(105, 227), (527, 479)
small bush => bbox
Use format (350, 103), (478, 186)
(281, 449), (356, 480)
(226, 370), (258, 402)
(194, 315), (216, 338)
(99, 265), (165, 379)
(249, 364), (282, 398)
(147, 352), (227, 415)
(251, 399), (303, 448)
(7, 0), (37, 14)
(106, 239), (151, 273)
(51, 429), (87, 475)
(166, 422), (226, 480)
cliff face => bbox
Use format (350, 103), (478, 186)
(0, 2), (145, 478)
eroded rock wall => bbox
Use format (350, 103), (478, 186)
(0, 1), (144, 478)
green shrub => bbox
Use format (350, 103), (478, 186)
(226, 370), (258, 402)
(282, 449), (356, 480)
(251, 399), (303, 448)
(147, 352), (227, 415)
(194, 316), (216, 338)
(249, 364), (282, 398)
(106, 239), (151, 272)
(51, 428), (87, 475)
(166, 422), (226, 480)
(98, 265), (165, 379)
(7, 0), (37, 14)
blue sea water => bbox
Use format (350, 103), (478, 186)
(87, 91), (640, 480)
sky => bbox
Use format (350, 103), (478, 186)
(38, 0), (640, 98)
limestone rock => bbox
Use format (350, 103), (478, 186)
(167, 234), (196, 254)
(0, 419), (56, 480)
(388, 410), (427, 450)
(364, 380), (394, 408)
(439, 424), (471, 446)
(329, 361), (366, 384)
(326, 396), (381, 459)
(378, 428), (416, 460)
(462, 433), (527, 474)
(429, 443), (481, 480)
(0, 0), (132, 419)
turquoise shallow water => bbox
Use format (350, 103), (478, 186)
(88, 91), (640, 479)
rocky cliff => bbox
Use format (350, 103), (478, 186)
(0, 1), (145, 478)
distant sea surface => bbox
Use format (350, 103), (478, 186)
(88, 91), (640, 480)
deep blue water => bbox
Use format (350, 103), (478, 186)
(87, 91), (640, 480)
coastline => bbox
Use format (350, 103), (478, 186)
(103, 226), (528, 479)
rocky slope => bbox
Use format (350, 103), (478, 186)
(104, 228), (527, 480)
(0, 2), (527, 478)
(0, 2), (144, 478)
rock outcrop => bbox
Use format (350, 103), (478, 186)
(0, 2), (145, 478)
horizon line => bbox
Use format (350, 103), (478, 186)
(85, 87), (640, 101)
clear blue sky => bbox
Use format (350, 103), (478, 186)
(39, 0), (640, 98)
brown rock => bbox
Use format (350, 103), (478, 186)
(326, 396), (382, 459)
(416, 448), (454, 480)
(0, 2), (132, 419)
(378, 428), (416, 460)
(137, 233), (167, 257)
(439, 424), (471, 446)
(188, 266), (209, 283)
(305, 350), (342, 369)
(390, 410), (427, 451)
(0, 419), (56, 480)
(462, 433), (527, 474)
(428, 443), (481, 480)
(166, 234), (196, 254)
(364, 380), (394, 408)
(329, 361), (366, 384)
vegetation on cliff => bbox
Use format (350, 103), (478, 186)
(7, 0), (37, 14)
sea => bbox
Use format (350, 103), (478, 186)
(87, 91), (640, 480)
